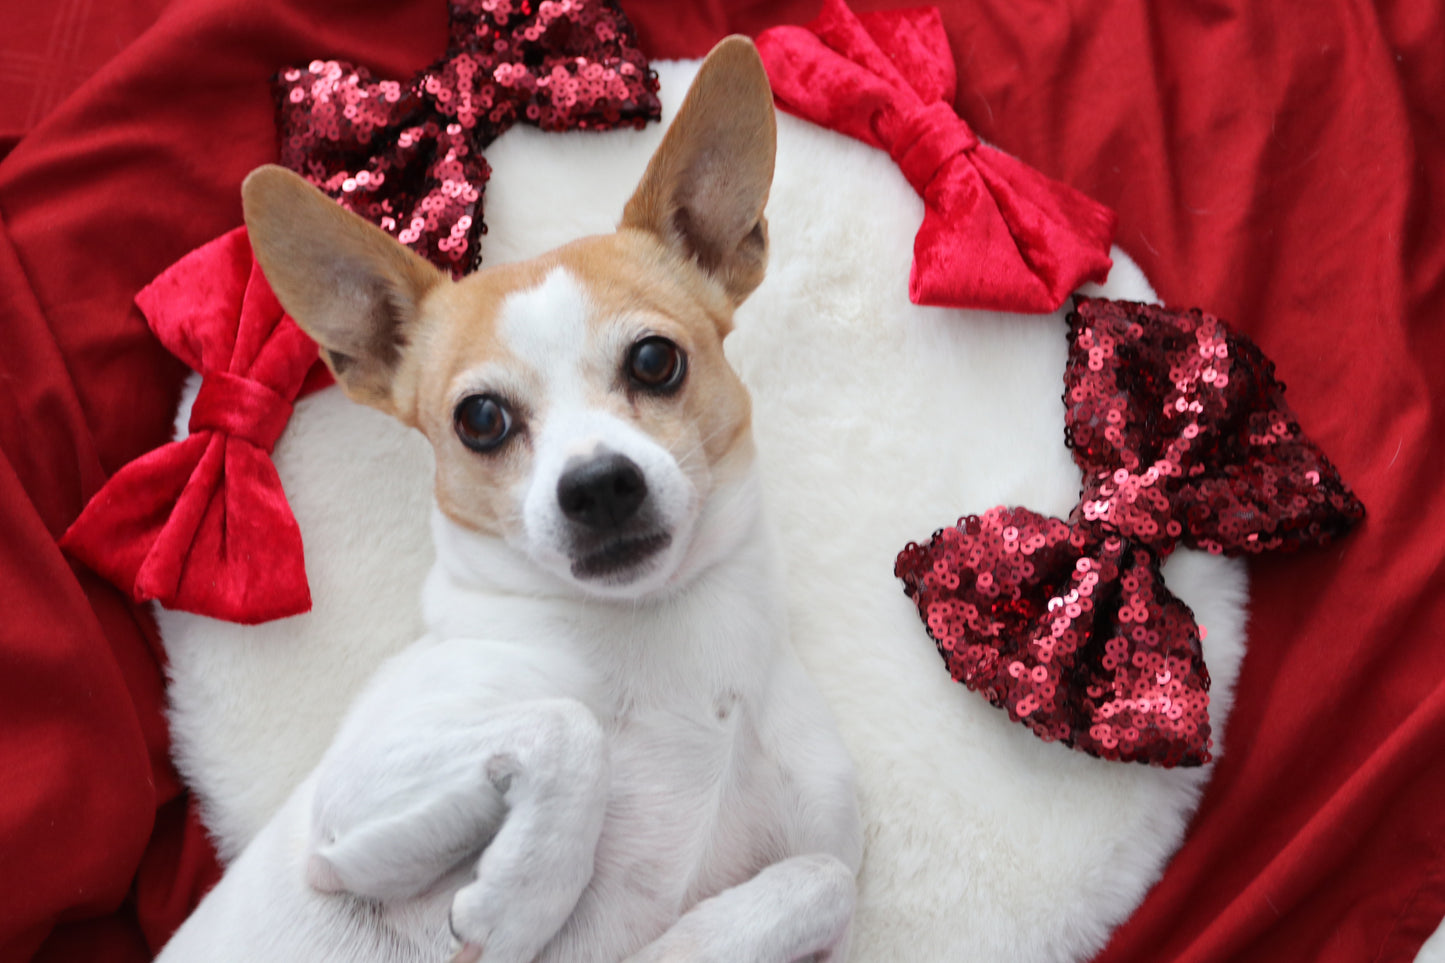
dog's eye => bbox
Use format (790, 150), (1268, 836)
(454, 394), (513, 453)
(626, 337), (686, 393)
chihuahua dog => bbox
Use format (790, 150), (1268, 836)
(156, 38), (861, 963)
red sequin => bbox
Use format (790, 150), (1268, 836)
(896, 297), (1365, 767)
(1064, 298), (1363, 554)
(274, 0), (661, 276)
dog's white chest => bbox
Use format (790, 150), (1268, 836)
(544, 692), (784, 959)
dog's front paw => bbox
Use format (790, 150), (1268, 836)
(446, 940), (483, 963)
(446, 861), (587, 963)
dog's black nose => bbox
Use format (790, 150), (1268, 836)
(557, 453), (648, 529)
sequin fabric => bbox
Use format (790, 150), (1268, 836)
(895, 297), (1365, 767)
(274, 0), (661, 276)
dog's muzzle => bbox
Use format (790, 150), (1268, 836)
(557, 451), (647, 530)
(557, 452), (672, 581)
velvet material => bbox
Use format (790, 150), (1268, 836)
(60, 228), (326, 625)
(755, 0), (1117, 313)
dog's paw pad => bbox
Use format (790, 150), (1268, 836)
(448, 943), (483, 963)
(450, 878), (569, 963)
(448, 885), (499, 956)
(304, 852), (346, 893)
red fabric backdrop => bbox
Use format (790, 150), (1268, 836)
(1, 1), (1440, 961)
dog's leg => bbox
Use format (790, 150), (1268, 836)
(442, 698), (611, 963)
(309, 680), (610, 963)
(621, 854), (856, 963)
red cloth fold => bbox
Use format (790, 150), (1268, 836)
(60, 228), (328, 625)
(755, 0), (1118, 314)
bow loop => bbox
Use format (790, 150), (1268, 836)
(854, 6), (955, 104)
(1065, 298), (1365, 555)
(885, 101), (978, 196)
(757, 0), (1117, 314)
(897, 506), (1213, 766)
(189, 372), (295, 454)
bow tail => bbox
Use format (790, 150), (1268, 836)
(1072, 540), (1212, 766)
(914, 147), (1116, 314)
(414, 126), (491, 275)
(911, 168), (1057, 313)
(136, 437), (310, 625)
(896, 507), (1091, 742)
(61, 434), (210, 605)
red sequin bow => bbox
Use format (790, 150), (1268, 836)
(895, 298), (1365, 767)
(275, 0), (662, 276)
(62, 229), (333, 625)
(755, 0), (1117, 314)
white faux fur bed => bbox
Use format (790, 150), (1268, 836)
(157, 59), (1248, 962)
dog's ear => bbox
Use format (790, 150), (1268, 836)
(242, 165), (445, 416)
(622, 36), (776, 307)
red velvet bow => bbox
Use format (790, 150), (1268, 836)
(274, 0), (661, 277)
(756, 0), (1118, 314)
(62, 229), (331, 625)
(895, 298), (1365, 766)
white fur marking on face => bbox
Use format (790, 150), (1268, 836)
(495, 267), (702, 597)
(497, 266), (591, 410)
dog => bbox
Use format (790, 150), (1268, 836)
(156, 37), (862, 963)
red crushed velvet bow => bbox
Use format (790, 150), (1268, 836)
(755, 0), (1118, 314)
(62, 228), (332, 625)
(895, 298), (1365, 766)
(275, 0), (661, 277)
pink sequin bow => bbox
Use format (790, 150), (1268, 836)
(62, 229), (333, 625)
(755, 0), (1117, 313)
(895, 298), (1365, 767)
(275, 0), (662, 276)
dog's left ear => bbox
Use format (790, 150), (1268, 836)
(622, 36), (776, 308)
(242, 165), (446, 418)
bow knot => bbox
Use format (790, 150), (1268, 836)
(885, 101), (979, 196)
(189, 371), (294, 454)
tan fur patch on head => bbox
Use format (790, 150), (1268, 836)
(562, 232), (756, 489)
(398, 259), (550, 537)
(400, 231), (754, 539)
(248, 35), (775, 560)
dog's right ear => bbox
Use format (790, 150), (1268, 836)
(242, 165), (445, 416)
(621, 36), (776, 309)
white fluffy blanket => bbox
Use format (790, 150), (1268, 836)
(157, 59), (1248, 962)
